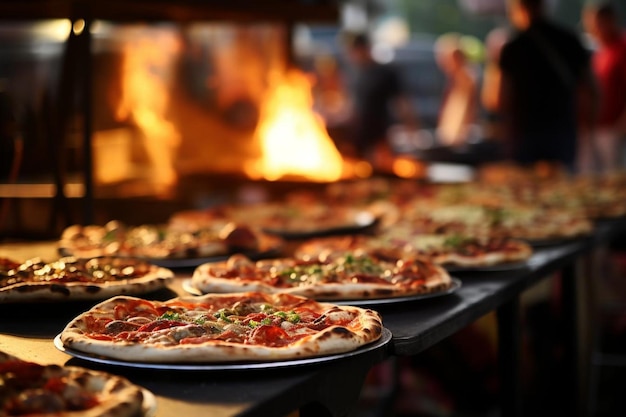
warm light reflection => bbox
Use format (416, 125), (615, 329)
(245, 69), (344, 182)
(72, 19), (86, 35)
(33, 19), (72, 41)
(393, 156), (425, 178)
(353, 160), (373, 178)
(115, 28), (181, 195)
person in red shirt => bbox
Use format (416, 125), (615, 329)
(582, 2), (626, 172)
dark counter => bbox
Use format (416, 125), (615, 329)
(1, 218), (624, 416)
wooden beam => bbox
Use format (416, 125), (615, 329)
(0, 0), (340, 23)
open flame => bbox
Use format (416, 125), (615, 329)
(115, 27), (181, 195)
(244, 69), (344, 182)
(96, 25), (353, 188)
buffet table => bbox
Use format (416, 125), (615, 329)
(1, 219), (623, 417)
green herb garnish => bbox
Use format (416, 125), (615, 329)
(287, 312), (300, 324)
(159, 311), (180, 321)
(214, 310), (233, 323)
(443, 234), (466, 248)
(273, 311), (287, 319)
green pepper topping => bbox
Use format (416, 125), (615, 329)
(443, 234), (466, 248)
(159, 311), (180, 321)
(287, 312), (300, 324)
(260, 303), (275, 313)
(273, 311), (287, 319)
(213, 310), (233, 323)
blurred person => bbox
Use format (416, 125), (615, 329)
(492, 0), (597, 171)
(311, 54), (351, 130)
(435, 33), (480, 147)
(488, 2), (597, 412)
(481, 27), (511, 142)
(343, 32), (419, 170)
(581, 2), (626, 172)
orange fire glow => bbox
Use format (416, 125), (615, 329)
(115, 28), (181, 195)
(393, 156), (425, 179)
(244, 69), (344, 182)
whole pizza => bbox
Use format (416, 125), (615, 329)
(191, 252), (452, 301)
(59, 292), (383, 363)
(400, 203), (592, 243)
(0, 350), (152, 417)
(59, 221), (282, 262)
(170, 202), (377, 239)
(0, 256), (173, 303)
(295, 233), (533, 268)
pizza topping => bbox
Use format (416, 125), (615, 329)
(209, 252), (435, 288)
(0, 257), (21, 272)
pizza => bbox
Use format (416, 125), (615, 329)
(0, 350), (151, 417)
(170, 202), (377, 238)
(568, 175), (626, 219)
(59, 292), (383, 363)
(0, 256), (173, 303)
(59, 221), (282, 262)
(400, 202), (592, 243)
(191, 252), (452, 301)
(295, 233), (532, 268)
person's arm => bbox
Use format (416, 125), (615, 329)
(497, 68), (515, 139)
(481, 63), (502, 113)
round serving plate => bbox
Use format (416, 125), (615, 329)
(443, 261), (530, 274)
(525, 235), (588, 248)
(58, 247), (282, 270)
(329, 278), (462, 307)
(261, 211), (378, 240)
(182, 278), (462, 306)
(53, 328), (392, 372)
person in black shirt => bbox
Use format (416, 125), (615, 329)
(344, 33), (418, 170)
(493, 0), (597, 170)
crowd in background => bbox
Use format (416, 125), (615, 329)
(309, 0), (626, 176)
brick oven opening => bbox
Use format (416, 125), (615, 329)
(93, 22), (354, 196)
